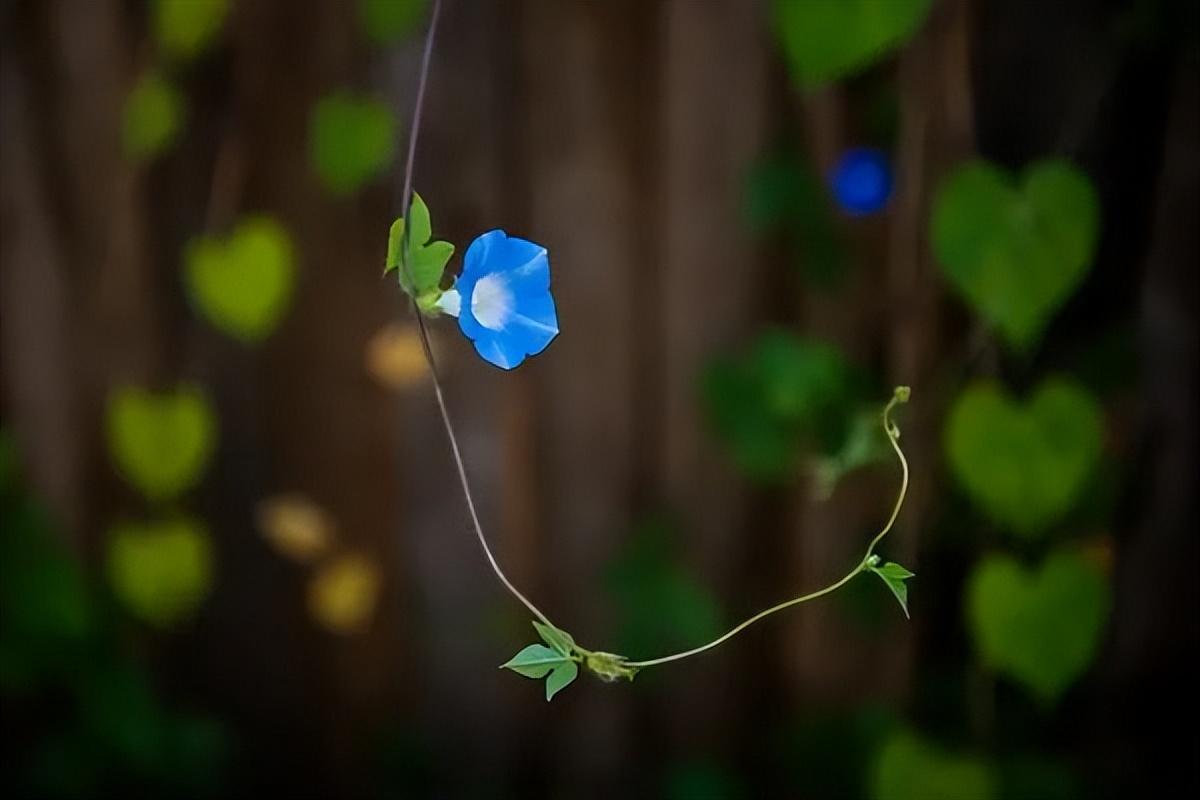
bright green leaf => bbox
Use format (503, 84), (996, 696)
(532, 621), (575, 656)
(871, 729), (996, 800)
(310, 92), (396, 195)
(122, 71), (185, 163)
(966, 549), (1109, 702)
(870, 561), (915, 618)
(384, 193), (455, 299)
(359, 0), (427, 44)
(184, 215), (296, 343)
(499, 643), (569, 679)
(945, 378), (1103, 536)
(152, 0), (229, 62)
(933, 159), (1099, 350)
(106, 517), (214, 628)
(544, 660), (578, 701)
(773, 0), (934, 87)
(105, 384), (217, 503)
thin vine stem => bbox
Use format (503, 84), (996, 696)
(624, 388), (910, 669)
(395, 0), (555, 629)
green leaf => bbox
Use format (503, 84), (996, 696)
(152, 0), (229, 62)
(544, 660), (578, 701)
(499, 643), (569, 679)
(945, 378), (1103, 537)
(773, 0), (934, 87)
(966, 549), (1109, 702)
(933, 159), (1099, 350)
(870, 561), (915, 618)
(310, 92), (396, 195)
(122, 71), (185, 163)
(532, 621), (575, 656)
(106, 517), (214, 628)
(360, 0), (427, 44)
(384, 193), (455, 299)
(105, 384), (217, 503)
(184, 215), (296, 343)
(871, 729), (996, 800)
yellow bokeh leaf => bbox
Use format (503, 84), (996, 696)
(365, 323), (427, 389)
(308, 553), (381, 635)
(255, 494), (336, 563)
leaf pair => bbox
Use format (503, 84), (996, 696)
(869, 561), (915, 619)
(500, 621), (579, 701)
(384, 193), (455, 309)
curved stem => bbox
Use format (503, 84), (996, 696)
(395, 0), (555, 629)
(626, 387), (911, 670)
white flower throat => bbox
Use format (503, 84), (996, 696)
(471, 273), (514, 330)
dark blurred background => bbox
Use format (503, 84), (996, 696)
(1, 0), (1197, 797)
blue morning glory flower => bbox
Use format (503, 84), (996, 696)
(436, 230), (559, 370)
(830, 147), (892, 215)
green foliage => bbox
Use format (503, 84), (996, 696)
(500, 621), (579, 701)
(773, 0), (934, 87)
(966, 549), (1109, 702)
(360, 0), (427, 44)
(606, 519), (722, 657)
(945, 378), (1103, 537)
(743, 154), (846, 286)
(811, 408), (890, 498)
(871, 729), (996, 800)
(105, 384), (217, 503)
(106, 517), (214, 628)
(384, 193), (455, 309)
(933, 160), (1099, 350)
(122, 70), (185, 163)
(704, 332), (853, 481)
(310, 92), (396, 195)
(184, 215), (296, 343)
(152, 0), (229, 62)
(868, 561), (915, 618)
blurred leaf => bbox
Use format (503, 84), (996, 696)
(365, 323), (428, 389)
(122, 70), (185, 163)
(999, 756), (1081, 800)
(945, 378), (1102, 537)
(105, 384), (217, 503)
(360, 0), (427, 44)
(106, 517), (214, 628)
(308, 552), (381, 634)
(871, 729), (996, 800)
(606, 519), (722, 657)
(704, 332), (853, 481)
(932, 160), (1099, 350)
(664, 759), (747, 800)
(255, 494), (336, 563)
(152, 0), (229, 61)
(184, 215), (296, 344)
(811, 408), (889, 498)
(743, 154), (846, 287)
(384, 193), (456, 304)
(310, 92), (396, 194)
(966, 549), (1109, 702)
(773, 0), (933, 87)
(869, 561), (914, 618)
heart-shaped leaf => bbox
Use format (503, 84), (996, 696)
(106, 384), (217, 503)
(966, 549), (1110, 702)
(945, 378), (1102, 536)
(310, 92), (396, 195)
(383, 193), (455, 305)
(933, 159), (1099, 350)
(106, 517), (214, 628)
(871, 729), (996, 800)
(122, 70), (186, 163)
(773, 0), (933, 87)
(184, 216), (296, 343)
